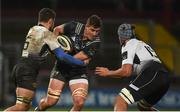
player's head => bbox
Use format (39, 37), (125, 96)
(117, 23), (135, 45)
(84, 15), (102, 40)
(38, 8), (56, 30)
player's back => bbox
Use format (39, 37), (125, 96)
(21, 25), (55, 65)
(122, 39), (163, 75)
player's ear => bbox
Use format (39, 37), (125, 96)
(48, 18), (53, 25)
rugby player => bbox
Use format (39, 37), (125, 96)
(4, 8), (85, 111)
(35, 15), (102, 111)
(95, 23), (170, 111)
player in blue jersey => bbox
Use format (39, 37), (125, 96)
(35, 15), (102, 111)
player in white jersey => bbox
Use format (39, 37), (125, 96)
(96, 23), (170, 111)
(4, 8), (85, 111)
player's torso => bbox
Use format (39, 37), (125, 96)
(57, 22), (91, 72)
(21, 25), (51, 63)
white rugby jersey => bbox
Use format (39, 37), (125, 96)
(22, 25), (60, 58)
(121, 38), (161, 75)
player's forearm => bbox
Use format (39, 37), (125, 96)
(53, 48), (85, 66)
(108, 68), (131, 78)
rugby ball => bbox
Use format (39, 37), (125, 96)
(57, 35), (73, 52)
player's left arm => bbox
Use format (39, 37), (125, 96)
(74, 39), (101, 65)
(95, 64), (133, 78)
(44, 31), (85, 66)
(73, 51), (90, 65)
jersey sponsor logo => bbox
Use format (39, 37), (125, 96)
(122, 51), (128, 60)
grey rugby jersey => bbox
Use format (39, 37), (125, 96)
(22, 25), (60, 59)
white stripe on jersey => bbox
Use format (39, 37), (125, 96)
(75, 23), (83, 35)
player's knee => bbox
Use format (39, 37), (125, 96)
(15, 103), (31, 111)
(45, 97), (58, 107)
(46, 88), (61, 106)
(15, 96), (32, 110)
(115, 95), (128, 108)
(73, 96), (85, 107)
(72, 88), (88, 107)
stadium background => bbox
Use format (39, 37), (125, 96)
(1, 0), (180, 111)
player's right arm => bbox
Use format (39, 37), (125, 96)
(44, 31), (85, 66)
(53, 24), (65, 36)
(53, 21), (78, 36)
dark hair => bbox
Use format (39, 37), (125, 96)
(86, 15), (102, 28)
(38, 8), (56, 22)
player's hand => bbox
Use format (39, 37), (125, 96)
(84, 59), (90, 65)
(95, 67), (111, 77)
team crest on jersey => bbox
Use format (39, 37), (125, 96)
(122, 51), (128, 60)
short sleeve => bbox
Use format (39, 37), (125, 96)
(63, 21), (84, 36)
(122, 41), (137, 65)
(44, 31), (60, 50)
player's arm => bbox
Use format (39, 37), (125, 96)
(53, 48), (85, 66)
(53, 24), (65, 36)
(95, 64), (133, 78)
(73, 39), (101, 65)
(96, 39), (137, 78)
(53, 21), (77, 36)
(44, 31), (85, 66)
(73, 51), (90, 65)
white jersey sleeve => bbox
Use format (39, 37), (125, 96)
(43, 31), (60, 50)
(121, 39), (137, 65)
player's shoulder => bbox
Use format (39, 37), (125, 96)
(126, 38), (139, 46)
(31, 25), (49, 32)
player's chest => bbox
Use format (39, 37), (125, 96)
(71, 36), (86, 51)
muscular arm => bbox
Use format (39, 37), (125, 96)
(44, 31), (85, 66)
(73, 51), (90, 65)
(53, 48), (85, 66)
(95, 64), (133, 78)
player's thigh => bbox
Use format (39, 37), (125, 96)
(46, 78), (65, 101)
(69, 78), (88, 99)
(48, 78), (65, 90)
(16, 87), (35, 98)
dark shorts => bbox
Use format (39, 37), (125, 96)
(50, 62), (88, 82)
(121, 62), (170, 105)
(11, 63), (39, 91)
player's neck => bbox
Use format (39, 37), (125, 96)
(38, 22), (50, 30)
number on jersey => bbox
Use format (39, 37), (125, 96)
(144, 45), (157, 57)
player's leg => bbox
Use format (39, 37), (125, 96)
(69, 78), (88, 111)
(137, 70), (170, 111)
(35, 78), (65, 111)
(4, 64), (37, 111)
(4, 87), (35, 111)
(114, 88), (134, 111)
